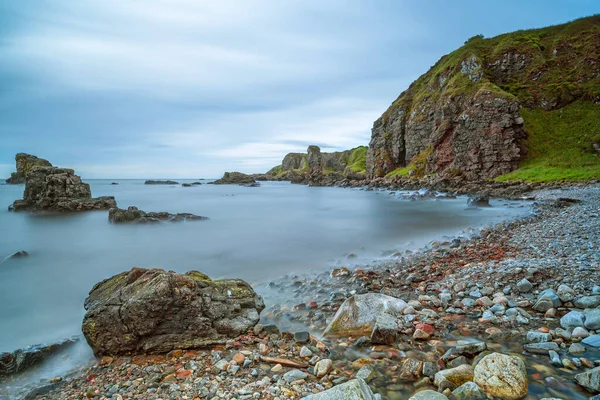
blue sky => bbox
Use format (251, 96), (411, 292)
(1, 1), (598, 178)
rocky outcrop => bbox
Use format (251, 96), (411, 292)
(213, 172), (257, 185)
(0, 337), (78, 376)
(5, 153), (52, 184)
(108, 206), (208, 223)
(267, 146), (368, 186)
(82, 268), (265, 356)
(367, 16), (600, 182)
(9, 166), (116, 212)
(144, 180), (179, 185)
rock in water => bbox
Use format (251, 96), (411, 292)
(324, 293), (407, 337)
(144, 180), (179, 185)
(409, 390), (448, 400)
(9, 166), (116, 212)
(301, 378), (375, 400)
(212, 172), (257, 185)
(467, 196), (490, 208)
(0, 337), (78, 375)
(474, 352), (528, 399)
(82, 268), (265, 356)
(108, 206), (208, 223)
(5, 153), (52, 184)
(575, 367), (600, 393)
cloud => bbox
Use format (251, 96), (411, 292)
(0, 0), (596, 178)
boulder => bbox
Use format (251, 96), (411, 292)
(0, 337), (77, 376)
(301, 378), (375, 400)
(467, 196), (490, 208)
(452, 382), (487, 400)
(144, 180), (179, 185)
(5, 153), (52, 184)
(574, 296), (600, 309)
(9, 166), (116, 212)
(213, 172), (256, 185)
(575, 367), (600, 393)
(584, 309), (600, 330)
(82, 268), (265, 356)
(323, 293), (407, 337)
(434, 364), (474, 388)
(533, 289), (561, 312)
(474, 352), (528, 400)
(409, 390), (448, 400)
(108, 206), (208, 223)
(560, 310), (586, 329)
(369, 313), (398, 345)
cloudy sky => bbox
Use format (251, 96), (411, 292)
(1, 1), (598, 178)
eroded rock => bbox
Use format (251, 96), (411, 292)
(473, 352), (528, 399)
(5, 153), (52, 184)
(108, 206), (208, 224)
(213, 172), (256, 185)
(82, 268), (265, 356)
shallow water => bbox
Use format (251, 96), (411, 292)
(0, 180), (529, 394)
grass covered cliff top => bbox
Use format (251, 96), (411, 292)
(382, 15), (600, 182)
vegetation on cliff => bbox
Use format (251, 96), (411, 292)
(371, 15), (600, 183)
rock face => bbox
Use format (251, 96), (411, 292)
(473, 352), (528, 399)
(0, 337), (77, 376)
(9, 166), (116, 212)
(323, 293), (407, 337)
(366, 16), (600, 182)
(5, 153), (52, 184)
(108, 206), (208, 223)
(82, 268), (265, 356)
(213, 172), (256, 185)
(301, 378), (375, 400)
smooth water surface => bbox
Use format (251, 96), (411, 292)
(0, 180), (529, 353)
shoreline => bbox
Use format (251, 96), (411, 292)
(4, 185), (600, 399)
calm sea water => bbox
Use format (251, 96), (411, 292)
(0, 180), (528, 359)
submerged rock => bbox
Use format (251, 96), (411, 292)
(144, 180), (179, 185)
(9, 166), (116, 212)
(324, 293), (407, 337)
(5, 153), (52, 184)
(82, 268), (265, 356)
(409, 390), (448, 400)
(108, 206), (208, 223)
(473, 352), (528, 400)
(575, 367), (600, 393)
(467, 196), (491, 208)
(301, 378), (375, 399)
(0, 337), (78, 376)
(213, 172), (257, 185)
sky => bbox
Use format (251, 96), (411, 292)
(1, 1), (598, 179)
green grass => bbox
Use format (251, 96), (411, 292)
(345, 146), (367, 172)
(385, 146), (433, 179)
(496, 101), (600, 182)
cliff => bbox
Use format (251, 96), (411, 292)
(5, 153), (52, 184)
(367, 15), (600, 183)
(267, 145), (367, 185)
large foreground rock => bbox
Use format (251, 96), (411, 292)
(323, 293), (407, 337)
(301, 378), (375, 400)
(0, 337), (77, 376)
(5, 153), (52, 184)
(473, 352), (528, 399)
(213, 172), (256, 185)
(82, 268), (264, 356)
(9, 166), (116, 212)
(108, 206), (208, 223)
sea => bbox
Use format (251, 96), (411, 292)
(0, 179), (531, 397)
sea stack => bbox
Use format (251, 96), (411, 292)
(9, 166), (116, 212)
(5, 153), (52, 184)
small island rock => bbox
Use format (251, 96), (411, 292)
(108, 206), (208, 223)
(213, 172), (257, 185)
(144, 180), (179, 185)
(9, 166), (116, 212)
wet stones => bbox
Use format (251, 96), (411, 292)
(399, 358), (423, 382)
(301, 378), (375, 400)
(575, 367), (600, 394)
(314, 359), (332, 378)
(533, 289), (562, 312)
(561, 310), (586, 329)
(473, 353), (528, 400)
(323, 293), (407, 337)
(434, 364), (474, 390)
(516, 278), (532, 293)
(293, 331), (311, 344)
(523, 342), (559, 355)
